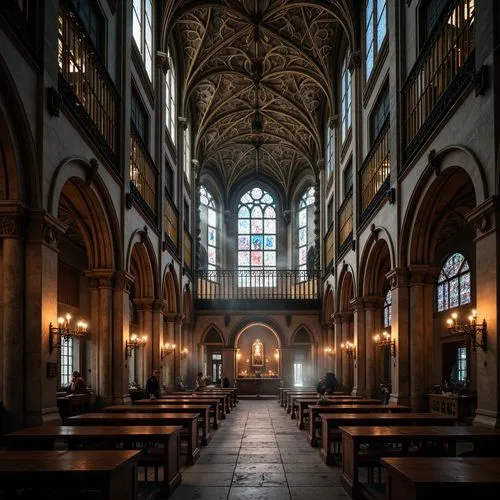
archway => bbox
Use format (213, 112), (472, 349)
(291, 326), (315, 387)
(337, 270), (354, 390)
(202, 326), (225, 385)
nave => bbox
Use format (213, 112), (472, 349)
(172, 399), (348, 500)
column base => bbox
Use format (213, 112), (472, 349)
(473, 408), (500, 428)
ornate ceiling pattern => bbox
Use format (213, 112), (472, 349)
(163, 1), (355, 195)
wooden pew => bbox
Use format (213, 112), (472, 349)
(104, 404), (212, 445)
(0, 450), (140, 499)
(307, 404), (412, 446)
(56, 394), (91, 423)
(319, 413), (456, 464)
(5, 425), (181, 496)
(135, 398), (221, 429)
(67, 412), (200, 465)
(340, 426), (500, 499)
(381, 457), (500, 500)
(280, 387), (316, 407)
(143, 394), (229, 420)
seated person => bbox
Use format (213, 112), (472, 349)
(67, 371), (88, 395)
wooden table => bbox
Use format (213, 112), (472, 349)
(235, 377), (281, 396)
(307, 405), (411, 446)
(104, 404), (211, 445)
(428, 393), (476, 423)
(284, 391), (318, 413)
(180, 391), (232, 413)
(295, 397), (378, 427)
(67, 412), (200, 465)
(382, 457), (500, 500)
(0, 450), (140, 499)
(319, 413), (456, 464)
(136, 398), (221, 429)
(279, 387), (316, 407)
(340, 426), (500, 499)
(56, 394), (91, 422)
(175, 388), (239, 407)
(5, 425), (181, 495)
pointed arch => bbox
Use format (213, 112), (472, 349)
(291, 325), (315, 344)
(229, 317), (284, 348)
(337, 267), (355, 312)
(162, 265), (180, 314)
(183, 286), (193, 324)
(323, 286), (334, 323)
(202, 325), (225, 344)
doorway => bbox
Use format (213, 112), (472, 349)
(211, 352), (222, 384)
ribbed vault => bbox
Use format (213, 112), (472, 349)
(162, 0), (354, 196)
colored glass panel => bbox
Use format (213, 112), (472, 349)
(449, 277), (459, 307)
(265, 235), (276, 250)
(239, 206), (250, 218)
(251, 188), (263, 199)
(208, 208), (216, 227)
(262, 194), (273, 204)
(251, 252), (262, 266)
(208, 247), (216, 264)
(251, 220), (263, 234)
(299, 209), (307, 227)
(241, 193), (252, 203)
(299, 228), (307, 246)
(238, 252), (250, 265)
(238, 236), (250, 250)
(460, 273), (471, 305)
(437, 284), (444, 312)
(299, 247), (307, 265)
(264, 220), (276, 234)
(251, 235), (263, 249)
(264, 206), (276, 218)
(208, 227), (216, 245)
(251, 206), (263, 218)
(264, 252), (276, 266)
(239, 220), (250, 233)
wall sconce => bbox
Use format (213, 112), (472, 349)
(324, 347), (334, 356)
(180, 347), (188, 359)
(161, 343), (176, 359)
(373, 331), (396, 357)
(49, 313), (88, 354)
(125, 334), (147, 359)
(274, 348), (280, 360)
(447, 309), (487, 352)
(341, 341), (356, 360)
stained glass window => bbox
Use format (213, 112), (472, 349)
(165, 49), (176, 146)
(455, 346), (467, 382)
(341, 56), (352, 142)
(365, 0), (387, 80)
(436, 253), (471, 312)
(326, 125), (335, 178)
(383, 289), (392, 328)
(238, 187), (276, 286)
(297, 187), (315, 279)
(200, 186), (218, 272)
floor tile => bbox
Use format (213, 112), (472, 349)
(228, 486), (291, 500)
(169, 486), (230, 500)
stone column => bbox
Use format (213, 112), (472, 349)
(408, 265), (440, 411)
(24, 210), (67, 426)
(281, 347), (294, 387)
(163, 316), (175, 389)
(341, 312), (353, 389)
(386, 268), (410, 406)
(0, 209), (26, 430)
(87, 270), (115, 407)
(152, 300), (164, 374)
(112, 271), (134, 404)
(363, 296), (384, 398)
(136, 300), (153, 385)
(174, 315), (183, 383)
(332, 313), (343, 383)
(351, 298), (365, 396)
(467, 197), (499, 427)
(222, 348), (236, 385)
(325, 322), (335, 372)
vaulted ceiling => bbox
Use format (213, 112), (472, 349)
(163, 1), (355, 196)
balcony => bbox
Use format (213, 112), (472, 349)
(130, 126), (158, 224)
(360, 119), (390, 225)
(338, 192), (353, 256)
(324, 225), (334, 273)
(402, 0), (475, 163)
(195, 269), (321, 310)
(184, 230), (193, 274)
(164, 191), (178, 250)
(58, 0), (119, 168)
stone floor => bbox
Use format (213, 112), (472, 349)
(170, 399), (352, 500)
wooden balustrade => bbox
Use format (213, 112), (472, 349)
(324, 226), (334, 270)
(338, 193), (353, 250)
(164, 193), (178, 248)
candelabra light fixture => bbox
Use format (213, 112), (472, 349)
(161, 343), (176, 359)
(236, 348), (242, 360)
(274, 348), (280, 360)
(373, 331), (396, 357)
(180, 347), (189, 359)
(49, 313), (88, 353)
(341, 341), (356, 360)
(125, 334), (147, 359)
(324, 347), (334, 356)
(447, 309), (487, 352)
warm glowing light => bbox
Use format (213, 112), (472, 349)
(452, 313), (458, 319)
(447, 319), (453, 326)
(131, 334), (137, 341)
(58, 317), (64, 325)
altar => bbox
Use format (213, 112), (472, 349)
(235, 377), (282, 396)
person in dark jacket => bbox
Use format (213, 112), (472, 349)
(222, 375), (230, 388)
(145, 370), (160, 399)
(324, 372), (338, 394)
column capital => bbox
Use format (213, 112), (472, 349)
(466, 195), (498, 241)
(134, 298), (154, 311)
(0, 201), (29, 239)
(85, 269), (115, 288)
(27, 209), (67, 249)
(331, 312), (343, 324)
(349, 297), (365, 312)
(386, 267), (410, 289)
(153, 299), (166, 312)
(362, 295), (384, 309)
(113, 270), (135, 293)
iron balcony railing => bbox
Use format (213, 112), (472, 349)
(196, 269), (321, 300)
(164, 190), (179, 249)
(402, 0), (475, 162)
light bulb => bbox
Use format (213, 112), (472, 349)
(58, 317), (64, 325)
(131, 334), (137, 340)
(452, 313), (457, 319)
(447, 319), (453, 326)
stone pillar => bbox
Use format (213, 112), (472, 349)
(281, 347), (294, 387)
(112, 271), (134, 404)
(138, 301), (153, 384)
(363, 296), (384, 398)
(408, 266), (440, 411)
(341, 312), (353, 389)
(325, 322), (335, 372)
(87, 270), (115, 407)
(24, 210), (67, 427)
(332, 313), (343, 383)
(467, 197), (499, 427)
(163, 317), (175, 388)
(174, 315), (183, 383)
(0, 209), (26, 430)
(386, 268), (410, 406)
(222, 348), (236, 385)
(152, 300), (164, 374)
(351, 298), (365, 396)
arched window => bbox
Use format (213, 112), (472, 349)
(383, 289), (392, 328)
(238, 187), (277, 286)
(437, 253), (471, 312)
(165, 49), (176, 145)
(326, 126), (335, 178)
(200, 186), (218, 270)
(341, 55), (352, 142)
(184, 123), (191, 183)
(365, 0), (387, 80)
(297, 186), (315, 273)
(132, 0), (153, 80)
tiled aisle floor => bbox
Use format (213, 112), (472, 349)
(170, 399), (351, 500)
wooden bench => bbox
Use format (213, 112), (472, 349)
(67, 411), (200, 465)
(319, 413), (456, 464)
(0, 450), (140, 499)
(381, 457), (500, 500)
(340, 426), (500, 499)
(5, 425), (181, 496)
(57, 394), (91, 422)
(307, 404), (412, 446)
